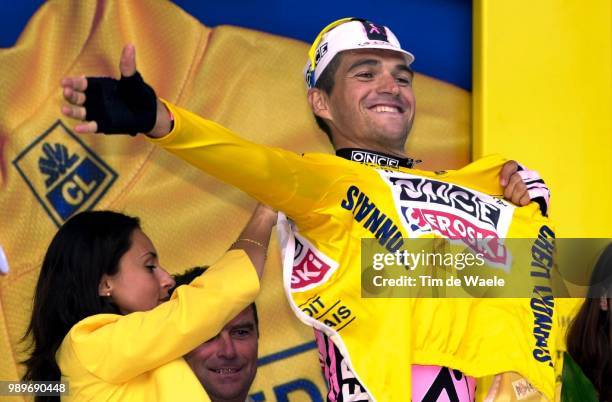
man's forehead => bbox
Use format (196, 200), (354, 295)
(222, 306), (256, 329)
(340, 48), (412, 68)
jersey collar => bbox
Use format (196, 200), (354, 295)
(335, 148), (421, 169)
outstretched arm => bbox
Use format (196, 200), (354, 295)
(60, 45), (338, 219)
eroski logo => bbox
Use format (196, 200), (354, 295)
(291, 233), (338, 292)
(379, 170), (515, 265)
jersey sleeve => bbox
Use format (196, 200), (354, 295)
(148, 101), (341, 218)
(63, 250), (259, 383)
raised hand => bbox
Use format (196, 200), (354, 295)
(60, 44), (170, 137)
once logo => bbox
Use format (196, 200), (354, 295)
(13, 120), (117, 226)
(291, 235), (338, 292)
(390, 176), (503, 229)
(379, 170), (515, 241)
(351, 150), (399, 167)
(378, 170), (515, 268)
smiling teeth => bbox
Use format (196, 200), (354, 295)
(374, 106), (399, 113)
(215, 368), (238, 374)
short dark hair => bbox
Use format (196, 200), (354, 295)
(172, 266), (259, 333)
(23, 211), (140, 397)
(313, 53), (344, 145)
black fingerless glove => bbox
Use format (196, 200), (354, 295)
(84, 72), (157, 135)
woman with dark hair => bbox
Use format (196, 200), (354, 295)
(565, 243), (612, 401)
(23, 205), (275, 401)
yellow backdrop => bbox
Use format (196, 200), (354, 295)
(474, 1), (612, 400)
(0, 1), (470, 400)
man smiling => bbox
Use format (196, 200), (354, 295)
(174, 267), (259, 402)
(60, 17), (555, 401)
(311, 49), (415, 151)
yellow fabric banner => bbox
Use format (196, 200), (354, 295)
(0, 1), (470, 400)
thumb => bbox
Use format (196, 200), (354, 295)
(500, 160), (518, 187)
(119, 44), (137, 77)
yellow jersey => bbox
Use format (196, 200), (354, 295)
(152, 103), (558, 400)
